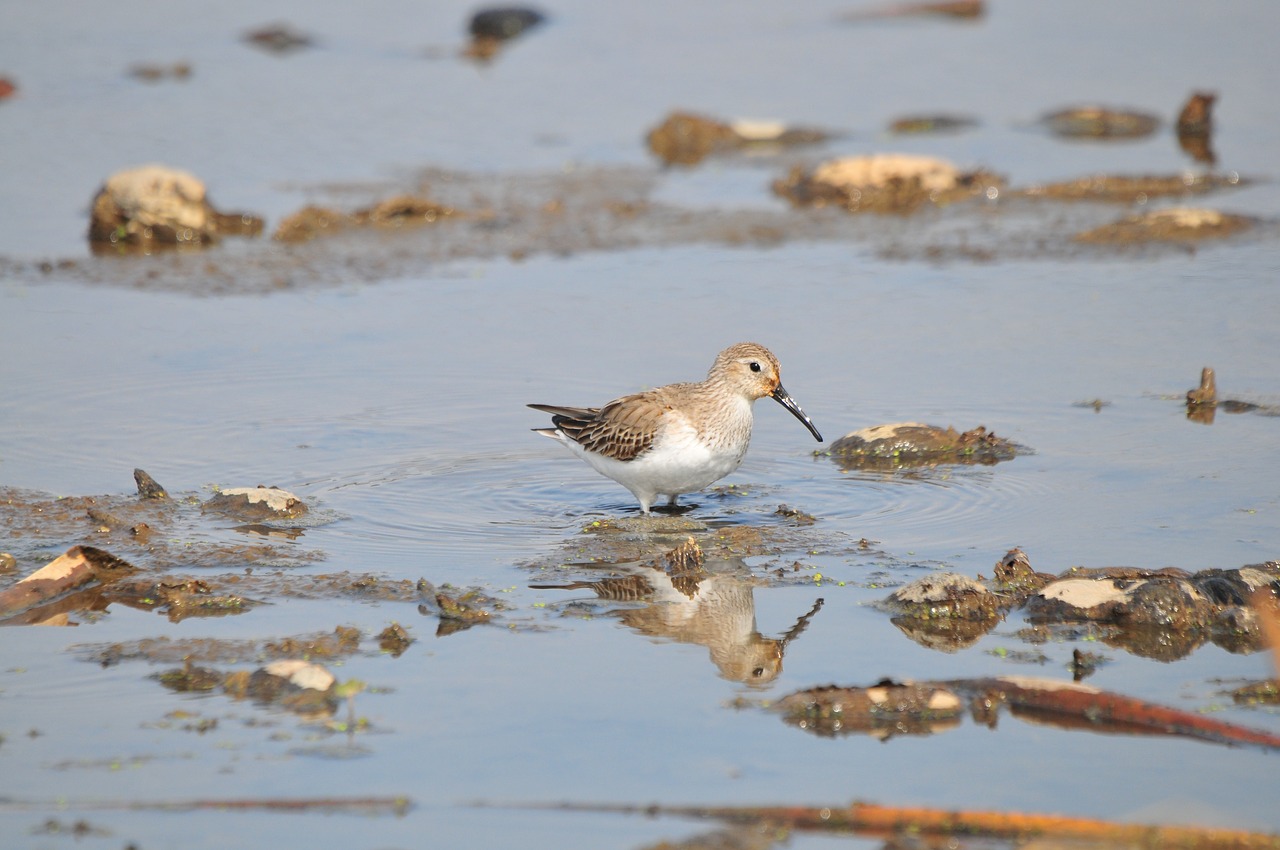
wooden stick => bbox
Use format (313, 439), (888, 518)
(539, 800), (1280, 849)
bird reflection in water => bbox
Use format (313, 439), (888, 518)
(533, 551), (823, 686)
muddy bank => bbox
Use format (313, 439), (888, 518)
(5, 162), (1271, 294)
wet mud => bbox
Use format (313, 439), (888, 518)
(6, 150), (1270, 294)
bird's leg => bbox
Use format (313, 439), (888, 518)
(667, 494), (679, 507)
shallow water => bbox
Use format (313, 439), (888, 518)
(3, 2), (1280, 848)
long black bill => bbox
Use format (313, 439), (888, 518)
(771, 384), (823, 442)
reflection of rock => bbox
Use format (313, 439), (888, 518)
(1073, 207), (1253, 245)
(88, 165), (263, 250)
(534, 539), (822, 685)
(646, 111), (830, 166)
(773, 681), (964, 739)
(774, 154), (1001, 214)
(824, 423), (1020, 471)
(1040, 106), (1159, 139)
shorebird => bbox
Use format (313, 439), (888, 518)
(529, 342), (823, 513)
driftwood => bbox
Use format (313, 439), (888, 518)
(0, 546), (136, 620)
(541, 800), (1280, 849)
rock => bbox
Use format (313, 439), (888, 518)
(203, 486), (308, 520)
(1176, 91), (1216, 137)
(1026, 575), (1215, 630)
(464, 7), (546, 59)
(1041, 106), (1159, 138)
(1073, 207), (1253, 244)
(134, 468), (168, 500)
(646, 111), (829, 166)
(773, 680), (963, 738)
(87, 165), (263, 249)
(882, 572), (1000, 621)
(773, 154), (1000, 214)
(825, 423), (1020, 470)
(1186, 367), (1218, 406)
(1176, 92), (1217, 164)
(468, 6), (545, 40)
(992, 547), (1052, 593)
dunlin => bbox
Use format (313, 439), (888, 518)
(529, 342), (823, 513)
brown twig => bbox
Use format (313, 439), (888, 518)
(537, 800), (1280, 849)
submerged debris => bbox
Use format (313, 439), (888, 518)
(824, 423), (1020, 470)
(841, 0), (985, 22)
(773, 154), (1001, 214)
(646, 111), (831, 166)
(1021, 172), (1244, 203)
(377, 623), (414, 656)
(352, 194), (456, 227)
(243, 23), (314, 54)
(887, 114), (978, 135)
(127, 62), (192, 83)
(1073, 207), (1253, 244)
(1040, 106), (1159, 139)
(273, 194), (457, 242)
(88, 165), (263, 251)
(272, 205), (347, 243)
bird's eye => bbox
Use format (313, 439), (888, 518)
(752, 667), (765, 677)
(749, 362), (762, 373)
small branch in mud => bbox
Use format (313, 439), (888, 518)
(529, 800), (1280, 849)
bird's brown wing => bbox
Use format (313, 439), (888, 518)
(528, 394), (668, 462)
